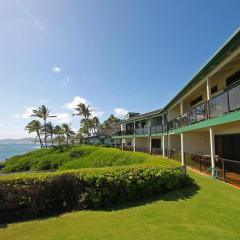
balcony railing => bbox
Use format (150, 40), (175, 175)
(168, 82), (240, 131)
(135, 127), (149, 135)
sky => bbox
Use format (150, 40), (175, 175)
(0, 0), (239, 139)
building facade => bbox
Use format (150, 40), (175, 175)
(112, 29), (240, 186)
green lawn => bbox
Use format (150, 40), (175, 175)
(1, 170), (240, 240)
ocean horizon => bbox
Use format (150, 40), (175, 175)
(0, 143), (40, 162)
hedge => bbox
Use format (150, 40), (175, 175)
(0, 166), (192, 223)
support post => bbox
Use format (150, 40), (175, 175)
(181, 133), (185, 166)
(121, 139), (124, 151)
(168, 134), (171, 158)
(133, 137), (136, 152)
(114, 139), (117, 148)
(206, 77), (211, 101)
(209, 127), (216, 177)
(149, 136), (152, 154)
(162, 135), (165, 157)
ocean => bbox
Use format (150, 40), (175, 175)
(0, 143), (40, 162)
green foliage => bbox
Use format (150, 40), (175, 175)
(0, 166), (191, 223)
(2, 145), (179, 173)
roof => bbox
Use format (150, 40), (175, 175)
(118, 108), (163, 124)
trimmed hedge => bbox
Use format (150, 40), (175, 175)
(0, 166), (191, 223)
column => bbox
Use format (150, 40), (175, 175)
(180, 100), (183, 115)
(162, 135), (165, 157)
(149, 136), (152, 154)
(209, 127), (216, 177)
(168, 134), (171, 158)
(206, 77), (211, 100)
(181, 133), (185, 166)
(133, 137), (136, 152)
(121, 138), (124, 151)
(114, 139), (117, 148)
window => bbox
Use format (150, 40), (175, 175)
(211, 85), (218, 95)
(190, 95), (203, 107)
(226, 70), (240, 87)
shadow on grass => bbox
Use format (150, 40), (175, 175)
(0, 179), (200, 228)
(96, 180), (200, 212)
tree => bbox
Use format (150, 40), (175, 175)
(46, 122), (55, 147)
(31, 105), (56, 148)
(75, 131), (83, 144)
(101, 114), (120, 129)
(73, 103), (92, 121)
(25, 120), (44, 148)
(61, 123), (75, 145)
(54, 125), (65, 146)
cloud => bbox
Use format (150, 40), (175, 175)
(63, 96), (88, 111)
(15, 0), (45, 32)
(52, 113), (71, 124)
(13, 107), (36, 119)
(52, 66), (62, 73)
(114, 108), (128, 117)
(63, 96), (104, 118)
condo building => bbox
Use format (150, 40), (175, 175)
(112, 29), (240, 186)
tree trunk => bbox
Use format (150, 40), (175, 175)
(51, 134), (53, 147)
(44, 119), (47, 148)
(37, 132), (44, 148)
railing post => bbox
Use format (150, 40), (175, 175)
(222, 158), (226, 182)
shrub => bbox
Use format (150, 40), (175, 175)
(0, 166), (191, 223)
(2, 145), (179, 173)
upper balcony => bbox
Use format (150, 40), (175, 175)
(168, 81), (240, 131)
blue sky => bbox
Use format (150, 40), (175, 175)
(0, 0), (239, 139)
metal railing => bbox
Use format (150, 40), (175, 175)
(215, 157), (240, 186)
(168, 82), (240, 131)
(151, 147), (162, 155)
(135, 146), (149, 153)
(123, 145), (134, 151)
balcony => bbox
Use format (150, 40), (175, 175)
(168, 82), (240, 131)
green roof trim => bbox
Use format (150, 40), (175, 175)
(171, 110), (240, 134)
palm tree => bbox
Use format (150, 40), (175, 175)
(25, 120), (44, 148)
(75, 131), (83, 144)
(31, 105), (56, 148)
(73, 103), (92, 122)
(54, 125), (65, 146)
(102, 114), (120, 128)
(61, 123), (75, 145)
(46, 122), (55, 147)
(91, 116), (100, 135)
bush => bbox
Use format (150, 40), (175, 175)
(0, 166), (191, 223)
(2, 145), (179, 173)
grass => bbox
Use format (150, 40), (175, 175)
(0, 170), (240, 240)
(1, 145), (179, 172)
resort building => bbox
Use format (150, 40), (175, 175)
(112, 29), (240, 186)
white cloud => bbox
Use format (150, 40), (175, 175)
(52, 66), (62, 73)
(52, 113), (71, 124)
(13, 107), (36, 119)
(63, 96), (88, 112)
(114, 108), (128, 117)
(63, 96), (104, 118)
